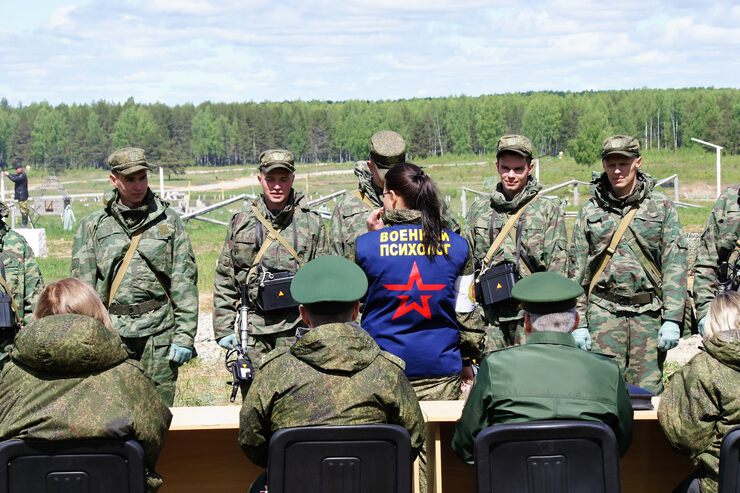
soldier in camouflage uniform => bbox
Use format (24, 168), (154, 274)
(569, 135), (687, 393)
(213, 149), (326, 371)
(71, 147), (198, 406)
(693, 185), (740, 335)
(0, 313), (172, 492)
(330, 130), (407, 260)
(659, 291), (740, 493)
(0, 201), (44, 365)
(464, 134), (567, 354)
(239, 256), (424, 475)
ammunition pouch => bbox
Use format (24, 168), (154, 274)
(475, 262), (520, 307)
(257, 268), (298, 312)
(0, 292), (19, 336)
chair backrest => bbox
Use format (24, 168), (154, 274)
(267, 424), (412, 493)
(0, 439), (146, 493)
(720, 426), (740, 493)
(474, 420), (621, 493)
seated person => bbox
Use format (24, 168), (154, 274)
(452, 272), (634, 463)
(0, 278), (172, 492)
(239, 255), (425, 473)
(659, 291), (740, 493)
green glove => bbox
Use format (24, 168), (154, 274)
(217, 334), (238, 349)
(658, 321), (680, 351)
(697, 316), (707, 337)
(571, 328), (592, 351)
(167, 344), (194, 364)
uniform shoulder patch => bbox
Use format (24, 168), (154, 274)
(260, 346), (290, 368)
(379, 350), (406, 370)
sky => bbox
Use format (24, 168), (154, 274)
(1, 0), (739, 106)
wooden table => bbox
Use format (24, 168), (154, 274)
(158, 398), (694, 492)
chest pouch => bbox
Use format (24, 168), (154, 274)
(475, 262), (520, 307)
(257, 268), (298, 312)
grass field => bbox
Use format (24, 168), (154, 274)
(15, 149), (736, 406)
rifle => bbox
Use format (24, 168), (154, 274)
(225, 284), (254, 402)
(718, 241), (740, 293)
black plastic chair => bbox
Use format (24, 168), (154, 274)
(0, 438), (146, 493)
(267, 424), (412, 493)
(720, 426), (740, 493)
(474, 420), (621, 493)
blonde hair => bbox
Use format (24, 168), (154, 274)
(33, 278), (113, 330)
(704, 291), (740, 339)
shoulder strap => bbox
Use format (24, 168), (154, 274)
(481, 197), (536, 269)
(108, 228), (144, 306)
(626, 230), (663, 298)
(588, 207), (639, 298)
(354, 190), (376, 209)
(0, 274), (22, 327)
(249, 204), (301, 264)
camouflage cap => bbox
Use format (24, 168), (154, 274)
(512, 272), (583, 314)
(601, 135), (641, 159)
(497, 134), (533, 159)
(291, 255), (368, 305)
(259, 149), (295, 173)
(107, 147), (154, 175)
(370, 130), (406, 169)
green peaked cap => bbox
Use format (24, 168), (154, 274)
(512, 272), (583, 314)
(291, 255), (368, 304)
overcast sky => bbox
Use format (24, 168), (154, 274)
(1, 0), (738, 106)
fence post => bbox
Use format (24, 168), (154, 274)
(461, 188), (467, 218)
(674, 176), (679, 204)
(573, 183), (579, 207)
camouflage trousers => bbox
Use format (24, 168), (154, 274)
(410, 374), (462, 493)
(17, 200), (29, 227)
(483, 318), (525, 356)
(588, 302), (665, 394)
(121, 330), (178, 406)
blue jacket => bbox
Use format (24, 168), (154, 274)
(356, 224), (470, 378)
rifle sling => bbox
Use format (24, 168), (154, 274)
(108, 227), (144, 307)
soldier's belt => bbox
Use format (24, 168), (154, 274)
(108, 298), (167, 317)
(592, 290), (654, 306)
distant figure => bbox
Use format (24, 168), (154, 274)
(239, 256), (424, 491)
(5, 164), (29, 227)
(0, 279), (172, 492)
(659, 291), (740, 493)
(452, 272), (634, 464)
(71, 147), (198, 406)
(62, 197), (76, 231)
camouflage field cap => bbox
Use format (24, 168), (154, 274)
(497, 134), (533, 159)
(601, 135), (640, 159)
(370, 130), (406, 170)
(291, 255), (368, 305)
(512, 272), (583, 314)
(107, 147), (154, 175)
(259, 149), (295, 173)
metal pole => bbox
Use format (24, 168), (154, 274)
(674, 176), (679, 204)
(461, 188), (467, 217)
(573, 184), (579, 207)
(535, 158), (540, 183)
(716, 147), (722, 198)
(159, 167), (164, 197)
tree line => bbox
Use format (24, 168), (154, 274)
(0, 88), (737, 173)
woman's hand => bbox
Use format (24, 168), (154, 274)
(367, 207), (385, 231)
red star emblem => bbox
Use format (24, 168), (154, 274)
(383, 261), (445, 320)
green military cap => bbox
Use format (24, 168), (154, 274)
(107, 147), (154, 175)
(370, 130), (406, 170)
(259, 149), (295, 173)
(497, 134), (533, 159)
(512, 272), (583, 314)
(291, 255), (368, 304)
(601, 135), (640, 159)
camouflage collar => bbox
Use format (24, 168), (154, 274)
(384, 209), (421, 225)
(490, 177), (541, 213)
(703, 330), (740, 372)
(354, 160), (383, 207)
(290, 322), (380, 372)
(592, 171), (654, 211)
(256, 189), (303, 228)
(105, 188), (166, 233)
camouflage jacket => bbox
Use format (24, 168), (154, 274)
(329, 161), (383, 260)
(658, 330), (740, 493)
(238, 322), (425, 467)
(71, 189), (198, 345)
(0, 223), (44, 325)
(0, 314), (172, 492)
(693, 185), (740, 319)
(464, 177), (568, 321)
(213, 190), (326, 339)
(569, 172), (688, 321)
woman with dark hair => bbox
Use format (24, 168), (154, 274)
(357, 162), (481, 400)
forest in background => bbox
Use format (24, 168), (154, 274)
(0, 87), (737, 173)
